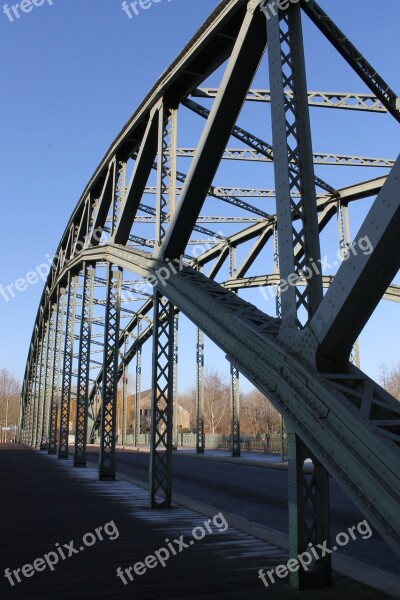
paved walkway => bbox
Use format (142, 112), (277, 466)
(0, 444), (396, 599)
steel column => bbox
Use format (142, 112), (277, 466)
(149, 292), (174, 508)
(172, 314), (179, 450)
(26, 395), (32, 444)
(134, 319), (142, 447)
(288, 427), (331, 589)
(337, 201), (351, 258)
(24, 375), (31, 444)
(267, 5), (323, 334)
(351, 340), (361, 369)
(121, 335), (128, 447)
(18, 395), (25, 444)
(229, 246), (240, 457)
(196, 328), (205, 454)
(230, 364), (240, 457)
(36, 317), (49, 448)
(274, 224), (287, 462)
(27, 335), (39, 446)
(74, 264), (94, 466)
(156, 102), (177, 247)
(279, 415), (287, 461)
(32, 326), (44, 448)
(111, 159), (126, 236)
(40, 303), (56, 450)
(48, 287), (66, 454)
(99, 265), (122, 480)
(58, 274), (77, 459)
(337, 202), (361, 368)
(266, 4), (330, 588)
(273, 223), (282, 318)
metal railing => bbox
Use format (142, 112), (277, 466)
(120, 432), (287, 457)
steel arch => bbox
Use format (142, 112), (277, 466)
(20, 0), (400, 588)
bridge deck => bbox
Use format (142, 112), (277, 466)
(0, 444), (394, 600)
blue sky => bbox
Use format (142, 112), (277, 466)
(0, 0), (399, 393)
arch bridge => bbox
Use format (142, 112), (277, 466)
(20, 0), (400, 590)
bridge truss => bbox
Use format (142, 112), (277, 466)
(19, 0), (400, 590)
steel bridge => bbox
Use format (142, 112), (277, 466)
(19, 0), (400, 591)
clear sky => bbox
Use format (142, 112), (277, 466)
(0, 0), (399, 393)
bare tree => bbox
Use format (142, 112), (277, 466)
(203, 369), (230, 434)
(179, 376), (282, 436)
(177, 370), (230, 434)
(241, 389), (280, 435)
(379, 363), (400, 400)
(0, 369), (20, 440)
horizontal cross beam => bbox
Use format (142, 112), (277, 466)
(193, 88), (388, 112)
(177, 147), (395, 168)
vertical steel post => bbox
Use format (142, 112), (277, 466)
(74, 264), (94, 466)
(273, 223), (282, 318)
(121, 334), (128, 447)
(32, 326), (44, 448)
(18, 392), (24, 444)
(279, 414), (287, 461)
(111, 159), (126, 236)
(351, 340), (361, 369)
(22, 372), (30, 442)
(48, 287), (66, 454)
(155, 102), (177, 247)
(99, 265), (122, 480)
(337, 201), (361, 368)
(25, 383), (31, 445)
(40, 303), (56, 450)
(267, 5), (323, 333)
(36, 317), (50, 448)
(27, 335), (39, 446)
(273, 225), (287, 461)
(267, 4), (330, 588)
(58, 274), (77, 459)
(28, 382), (35, 444)
(134, 320), (142, 447)
(337, 201), (351, 258)
(230, 364), (240, 457)
(24, 408), (29, 443)
(152, 97), (177, 486)
(228, 246), (241, 457)
(171, 314), (179, 450)
(149, 291), (174, 508)
(196, 328), (205, 454)
(288, 427), (331, 588)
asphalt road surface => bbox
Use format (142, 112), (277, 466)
(86, 448), (399, 576)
